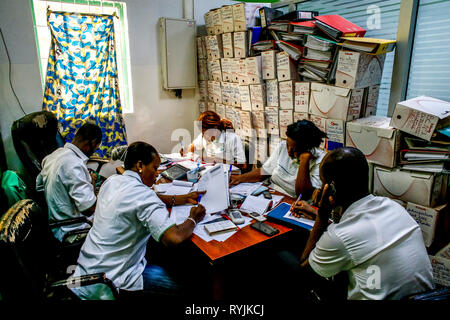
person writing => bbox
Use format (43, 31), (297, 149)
(299, 147), (434, 300)
(230, 120), (327, 199)
(70, 142), (206, 299)
(36, 122), (102, 243)
(181, 111), (246, 168)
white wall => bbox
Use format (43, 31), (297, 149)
(0, 0), (237, 177)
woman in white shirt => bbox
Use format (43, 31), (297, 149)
(230, 120), (327, 199)
(70, 142), (206, 299)
(182, 111), (246, 169)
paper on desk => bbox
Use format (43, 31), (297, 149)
(283, 211), (315, 227)
(229, 182), (263, 196)
(171, 205), (194, 225)
(193, 216), (253, 242)
(239, 195), (272, 215)
(196, 164), (229, 214)
(161, 153), (189, 162)
(153, 180), (193, 195)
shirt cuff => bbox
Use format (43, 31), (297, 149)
(77, 195), (97, 212)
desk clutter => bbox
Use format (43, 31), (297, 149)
(196, 4), (449, 285)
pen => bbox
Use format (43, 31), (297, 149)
(290, 193), (302, 215)
(197, 194), (202, 205)
(228, 164), (232, 181)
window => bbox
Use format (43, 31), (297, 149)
(30, 0), (133, 113)
(406, 0), (450, 102)
(286, 0), (402, 116)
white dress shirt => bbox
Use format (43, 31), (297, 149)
(192, 131), (246, 164)
(71, 170), (177, 300)
(36, 143), (96, 241)
(309, 194), (434, 300)
(261, 141), (325, 197)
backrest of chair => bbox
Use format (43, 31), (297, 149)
(0, 199), (50, 300)
(11, 111), (65, 188)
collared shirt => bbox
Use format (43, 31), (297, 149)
(309, 194), (434, 300)
(71, 170), (176, 300)
(36, 143), (96, 241)
(192, 131), (246, 164)
(261, 141), (325, 198)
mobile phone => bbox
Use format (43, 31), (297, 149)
(251, 222), (279, 236)
(263, 191), (272, 199)
(248, 212), (267, 222)
(228, 209), (245, 224)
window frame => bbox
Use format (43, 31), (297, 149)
(30, 0), (134, 113)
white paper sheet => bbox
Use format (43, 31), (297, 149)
(283, 211), (315, 227)
(229, 182), (263, 196)
(171, 205), (194, 225)
(258, 194), (284, 212)
(196, 164), (230, 214)
(239, 195), (272, 214)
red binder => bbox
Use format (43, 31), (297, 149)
(314, 15), (366, 39)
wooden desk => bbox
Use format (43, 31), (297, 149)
(191, 190), (295, 262)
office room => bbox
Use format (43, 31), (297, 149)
(0, 0), (449, 311)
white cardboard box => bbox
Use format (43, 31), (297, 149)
(212, 81), (222, 104)
(230, 83), (241, 108)
(279, 80), (295, 110)
(279, 110), (293, 139)
(221, 82), (232, 105)
(295, 82), (310, 113)
(205, 35), (223, 61)
(198, 80), (208, 99)
(326, 118), (346, 151)
(277, 52), (298, 81)
(266, 79), (279, 107)
(309, 83), (364, 121)
(222, 33), (234, 58)
(346, 116), (400, 168)
(246, 56), (263, 84)
(207, 101), (216, 112)
(252, 111), (267, 138)
(215, 103), (226, 119)
(197, 37), (206, 59)
(429, 253), (450, 287)
(211, 8), (223, 35)
(198, 58), (208, 81)
(234, 31), (247, 58)
(204, 11), (214, 36)
(231, 58), (240, 83)
(220, 58), (233, 82)
(406, 202), (446, 247)
(390, 96), (450, 141)
(232, 3), (247, 31)
(294, 112), (309, 122)
(336, 50), (386, 89)
(198, 100), (207, 114)
(239, 110), (252, 136)
(237, 58), (249, 85)
(239, 85), (251, 111)
(372, 166), (445, 207)
(208, 59), (222, 82)
(207, 81), (215, 102)
(262, 50), (277, 80)
(220, 6), (234, 33)
(250, 84), (266, 111)
(265, 106), (279, 135)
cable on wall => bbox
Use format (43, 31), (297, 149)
(0, 27), (26, 116)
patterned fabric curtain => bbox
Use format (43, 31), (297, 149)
(43, 11), (127, 158)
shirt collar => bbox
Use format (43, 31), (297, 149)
(123, 170), (143, 183)
(65, 143), (89, 164)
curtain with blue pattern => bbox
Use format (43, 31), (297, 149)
(43, 11), (127, 158)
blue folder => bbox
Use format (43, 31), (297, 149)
(266, 202), (313, 231)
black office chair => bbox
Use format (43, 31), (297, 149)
(0, 199), (118, 300)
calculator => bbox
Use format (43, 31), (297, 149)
(161, 164), (190, 180)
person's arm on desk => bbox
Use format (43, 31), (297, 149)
(161, 205), (206, 246)
(299, 184), (333, 268)
(158, 191), (206, 207)
(229, 168), (269, 186)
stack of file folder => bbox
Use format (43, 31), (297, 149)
(298, 35), (337, 82)
(399, 136), (450, 173)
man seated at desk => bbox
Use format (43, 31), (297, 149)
(296, 147), (434, 300)
(70, 142), (206, 299)
(230, 120), (327, 199)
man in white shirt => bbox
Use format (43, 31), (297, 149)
(36, 122), (102, 242)
(230, 120), (327, 198)
(70, 142), (206, 299)
(299, 147), (434, 300)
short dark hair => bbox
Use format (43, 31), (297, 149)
(320, 147), (369, 204)
(124, 141), (159, 170)
(286, 120), (327, 150)
(74, 122), (102, 144)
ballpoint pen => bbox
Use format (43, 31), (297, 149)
(290, 193), (302, 215)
